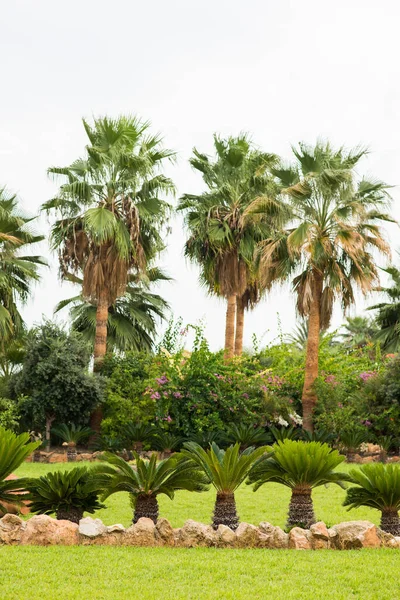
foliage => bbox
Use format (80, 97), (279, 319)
(248, 440), (349, 491)
(0, 427), (39, 512)
(122, 423), (156, 448)
(25, 466), (105, 520)
(51, 423), (93, 445)
(182, 442), (266, 493)
(0, 398), (20, 431)
(369, 264), (400, 353)
(340, 316), (378, 349)
(0, 187), (46, 338)
(344, 464), (400, 513)
(222, 423), (270, 449)
(13, 322), (103, 432)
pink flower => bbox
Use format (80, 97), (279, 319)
(150, 392), (161, 400)
(156, 375), (169, 385)
(359, 371), (377, 382)
(173, 392), (183, 399)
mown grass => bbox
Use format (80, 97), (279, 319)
(1, 546), (400, 600)
(16, 461), (381, 528)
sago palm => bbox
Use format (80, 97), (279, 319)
(248, 439), (349, 528)
(42, 116), (174, 374)
(182, 441), (266, 530)
(94, 452), (208, 523)
(0, 187), (46, 338)
(54, 267), (170, 353)
(25, 466), (105, 523)
(254, 141), (392, 430)
(51, 423), (93, 461)
(344, 463), (400, 535)
(0, 427), (40, 513)
(178, 135), (281, 358)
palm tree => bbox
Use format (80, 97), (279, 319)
(344, 463), (400, 535)
(178, 135), (280, 358)
(182, 441), (266, 530)
(248, 440), (349, 528)
(368, 264), (400, 353)
(254, 142), (392, 431)
(54, 267), (170, 354)
(0, 187), (45, 338)
(0, 427), (40, 514)
(340, 315), (378, 349)
(43, 116), (174, 374)
(94, 452), (208, 523)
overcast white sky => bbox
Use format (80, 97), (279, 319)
(2, 0), (400, 350)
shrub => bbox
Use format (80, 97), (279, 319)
(344, 463), (400, 535)
(26, 467), (105, 523)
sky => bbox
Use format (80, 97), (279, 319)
(1, 0), (400, 350)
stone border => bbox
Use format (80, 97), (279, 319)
(0, 514), (399, 549)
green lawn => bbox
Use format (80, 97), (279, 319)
(1, 462), (397, 600)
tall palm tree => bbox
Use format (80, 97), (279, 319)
(0, 187), (45, 337)
(368, 264), (400, 353)
(254, 142), (392, 431)
(54, 267), (170, 353)
(178, 135), (280, 358)
(42, 116), (175, 428)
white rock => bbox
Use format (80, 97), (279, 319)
(106, 524), (125, 533)
(79, 517), (107, 537)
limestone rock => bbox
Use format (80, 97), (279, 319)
(235, 522), (259, 548)
(330, 521), (381, 549)
(177, 520), (216, 548)
(106, 523), (125, 533)
(155, 518), (174, 546)
(216, 524), (236, 547)
(20, 515), (79, 546)
(0, 514), (26, 544)
(48, 453), (67, 464)
(310, 521), (330, 549)
(124, 517), (157, 547)
(79, 453), (94, 462)
(79, 517), (107, 538)
(289, 527), (311, 550)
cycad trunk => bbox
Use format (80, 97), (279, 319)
(212, 491), (239, 530)
(224, 294), (237, 360)
(287, 487), (315, 528)
(133, 494), (159, 524)
(90, 288), (109, 432)
(56, 507), (84, 524)
(380, 509), (400, 535)
(234, 296), (245, 356)
(301, 273), (323, 433)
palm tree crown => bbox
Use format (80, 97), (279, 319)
(94, 451), (208, 523)
(255, 141), (392, 430)
(0, 187), (45, 337)
(178, 134), (280, 358)
(368, 264), (400, 353)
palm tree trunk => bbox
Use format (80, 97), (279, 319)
(380, 509), (400, 535)
(212, 492), (239, 530)
(90, 288), (109, 432)
(301, 273), (323, 433)
(234, 296), (245, 356)
(56, 507), (84, 524)
(287, 487), (315, 528)
(224, 295), (236, 360)
(133, 494), (159, 524)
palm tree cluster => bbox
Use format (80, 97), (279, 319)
(4, 426), (400, 537)
(1, 114), (397, 433)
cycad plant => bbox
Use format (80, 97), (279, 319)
(182, 442), (266, 530)
(223, 423), (270, 450)
(248, 440), (349, 528)
(0, 427), (40, 514)
(344, 463), (400, 535)
(95, 452), (208, 523)
(339, 430), (367, 462)
(51, 424), (93, 462)
(25, 466), (105, 523)
(149, 430), (184, 457)
(122, 423), (155, 452)
(269, 425), (300, 443)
